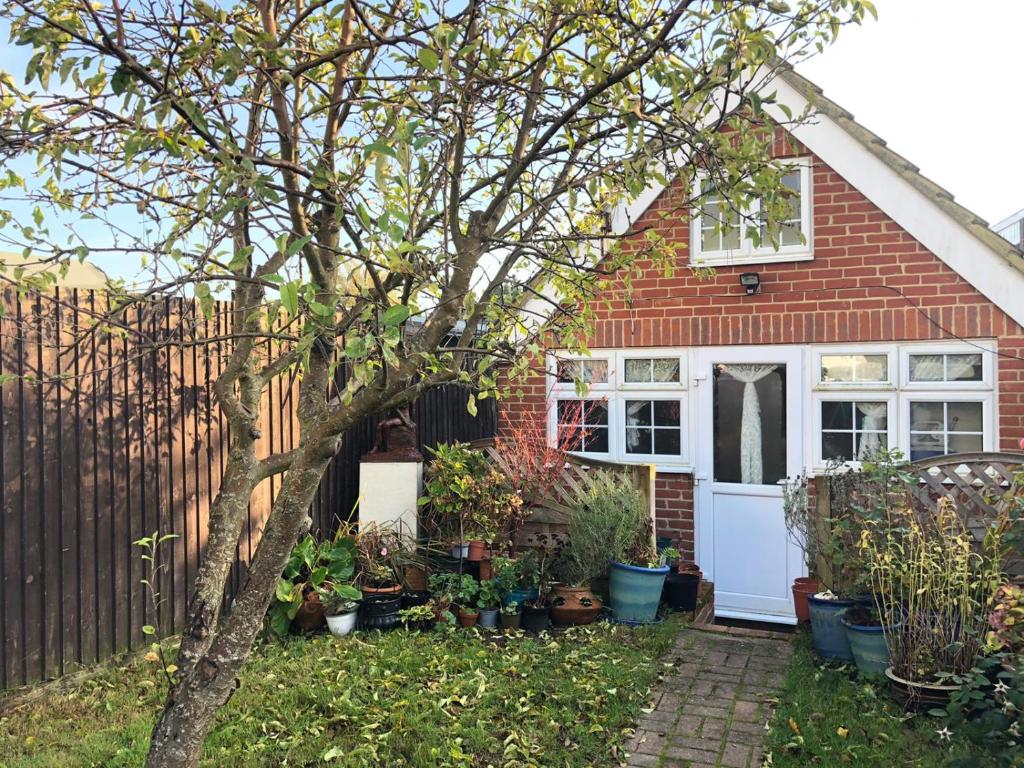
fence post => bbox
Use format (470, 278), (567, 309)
(638, 463), (657, 551)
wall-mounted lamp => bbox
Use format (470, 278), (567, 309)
(739, 272), (761, 296)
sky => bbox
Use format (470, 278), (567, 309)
(796, 0), (1024, 226)
(1, 1), (1022, 283)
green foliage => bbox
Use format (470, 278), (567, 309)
(456, 574), (479, 607)
(942, 652), (1024, 766)
(268, 532), (357, 638)
(477, 579), (500, 610)
(565, 470), (653, 572)
(0, 618), (682, 767)
(427, 572), (460, 606)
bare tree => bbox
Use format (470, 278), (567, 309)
(0, 0), (874, 764)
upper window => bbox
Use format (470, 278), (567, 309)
(691, 159), (813, 266)
(623, 356), (682, 385)
(555, 357), (609, 386)
(820, 354), (890, 385)
(908, 353), (983, 383)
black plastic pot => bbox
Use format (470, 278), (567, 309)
(359, 594), (402, 631)
(500, 610), (521, 630)
(401, 590), (432, 609)
(521, 604), (551, 634)
(663, 572), (700, 612)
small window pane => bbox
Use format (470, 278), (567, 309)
(822, 432), (854, 461)
(948, 401), (983, 432)
(586, 427), (609, 454)
(624, 359), (651, 383)
(557, 399), (608, 454)
(625, 428), (651, 454)
(820, 354), (888, 383)
(654, 429), (681, 455)
(948, 433), (982, 454)
(856, 431), (889, 456)
(759, 169), (803, 247)
(910, 401), (944, 431)
(821, 401), (853, 429)
(855, 402), (889, 431)
(700, 184), (741, 253)
(556, 359), (608, 384)
(625, 400), (652, 427)
(653, 401), (681, 427)
(947, 354), (983, 382)
(653, 358), (681, 383)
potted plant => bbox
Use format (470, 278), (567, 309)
(428, 572), (460, 615)
(268, 531), (358, 637)
(839, 603), (894, 676)
(398, 601), (437, 632)
(521, 535), (560, 633)
(570, 470), (666, 624)
(456, 574), (480, 628)
(495, 552), (539, 608)
(781, 474), (819, 623)
(322, 583), (362, 637)
(660, 547), (700, 613)
(861, 498), (1002, 708)
(500, 600), (521, 630)
(355, 523), (404, 595)
(550, 526), (603, 625)
(477, 579), (501, 629)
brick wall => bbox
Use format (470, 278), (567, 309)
(498, 135), (1024, 558)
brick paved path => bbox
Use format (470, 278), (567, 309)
(625, 626), (793, 768)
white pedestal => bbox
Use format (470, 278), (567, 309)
(358, 461), (422, 544)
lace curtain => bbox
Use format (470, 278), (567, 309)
(911, 354), (976, 382)
(856, 402), (888, 459)
(722, 364), (779, 484)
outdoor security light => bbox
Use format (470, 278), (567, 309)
(740, 272), (761, 295)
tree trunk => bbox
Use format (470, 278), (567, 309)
(145, 449), (333, 768)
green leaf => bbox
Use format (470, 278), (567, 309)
(280, 281), (299, 318)
(380, 304), (410, 327)
(141, 625), (156, 636)
(110, 65), (132, 95)
(417, 48), (440, 72)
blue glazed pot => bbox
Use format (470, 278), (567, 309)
(841, 613), (898, 676)
(504, 587), (538, 608)
(807, 594), (855, 661)
(609, 561), (669, 623)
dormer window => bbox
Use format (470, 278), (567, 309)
(691, 157), (813, 266)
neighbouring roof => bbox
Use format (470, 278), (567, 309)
(776, 65), (1024, 274)
(0, 252), (109, 290)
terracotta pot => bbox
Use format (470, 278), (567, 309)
(404, 565), (428, 592)
(791, 577), (819, 623)
(466, 540), (486, 561)
(361, 583), (403, 596)
(292, 590), (325, 631)
(549, 584), (603, 625)
(458, 608), (480, 628)
(479, 558), (493, 581)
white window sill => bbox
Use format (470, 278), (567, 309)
(690, 251), (814, 268)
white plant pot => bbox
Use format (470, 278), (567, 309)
(326, 610), (358, 636)
(450, 543), (470, 559)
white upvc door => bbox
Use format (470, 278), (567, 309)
(693, 346), (806, 624)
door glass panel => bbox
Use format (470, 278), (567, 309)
(713, 364), (787, 485)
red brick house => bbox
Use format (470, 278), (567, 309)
(500, 67), (1024, 625)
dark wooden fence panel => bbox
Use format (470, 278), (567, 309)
(0, 287), (495, 690)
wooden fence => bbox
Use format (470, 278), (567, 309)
(0, 287), (495, 690)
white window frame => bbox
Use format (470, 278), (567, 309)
(813, 345), (896, 390)
(615, 349), (687, 390)
(811, 392), (898, 469)
(547, 395), (613, 460)
(900, 392), (994, 460)
(690, 157), (814, 267)
(900, 342), (995, 391)
(619, 394), (687, 463)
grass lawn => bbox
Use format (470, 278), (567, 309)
(0, 617), (682, 767)
(763, 632), (988, 767)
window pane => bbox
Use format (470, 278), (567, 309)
(760, 169), (803, 247)
(556, 359), (608, 384)
(585, 427), (609, 454)
(820, 354), (888, 383)
(582, 401), (609, 426)
(653, 401), (681, 427)
(855, 431), (889, 457)
(910, 432), (945, 461)
(822, 432), (854, 462)
(625, 428), (651, 454)
(909, 355), (946, 382)
(947, 354), (983, 382)
(625, 400), (652, 427)
(700, 193), (740, 252)
(854, 402), (888, 431)
(654, 429), (682, 456)
(624, 358), (652, 383)
(713, 364), (786, 485)
(910, 401), (944, 431)
(821, 401), (853, 430)
(947, 401), (983, 432)
(948, 433), (982, 454)
(653, 358), (681, 383)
